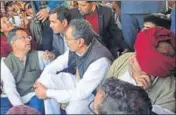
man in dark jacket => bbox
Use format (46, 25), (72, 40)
(49, 6), (72, 57)
(70, 1), (129, 57)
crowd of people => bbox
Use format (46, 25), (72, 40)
(0, 1), (175, 114)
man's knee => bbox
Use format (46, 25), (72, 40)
(66, 97), (93, 114)
(28, 96), (44, 114)
(0, 97), (13, 114)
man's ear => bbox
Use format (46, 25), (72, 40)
(78, 38), (85, 48)
(63, 19), (68, 27)
(0, 28), (3, 32)
(10, 40), (15, 47)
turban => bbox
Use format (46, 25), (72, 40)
(134, 26), (176, 77)
(6, 105), (41, 114)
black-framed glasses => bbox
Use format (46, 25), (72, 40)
(88, 99), (98, 115)
(12, 35), (32, 41)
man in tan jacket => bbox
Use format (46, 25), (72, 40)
(107, 26), (175, 113)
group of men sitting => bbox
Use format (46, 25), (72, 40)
(0, 1), (175, 115)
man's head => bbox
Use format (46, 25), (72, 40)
(94, 77), (152, 114)
(49, 6), (71, 34)
(0, 16), (14, 35)
(7, 28), (32, 53)
(64, 19), (94, 52)
(111, 1), (121, 13)
(69, 1), (78, 8)
(143, 14), (171, 30)
(134, 26), (175, 77)
(77, 1), (96, 16)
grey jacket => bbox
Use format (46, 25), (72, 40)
(51, 33), (65, 57)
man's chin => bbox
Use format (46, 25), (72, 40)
(79, 11), (86, 16)
(54, 31), (61, 34)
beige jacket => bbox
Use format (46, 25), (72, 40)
(107, 53), (176, 112)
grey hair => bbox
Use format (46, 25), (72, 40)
(98, 77), (153, 114)
(7, 27), (25, 46)
(69, 19), (94, 46)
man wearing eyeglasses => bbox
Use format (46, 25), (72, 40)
(34, 19), (113, 114)
(0, 28), (52, 114)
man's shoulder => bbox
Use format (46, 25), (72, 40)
(155, 75), (175, 89)
(29, 50), (39, 55)
(28, 50), (42, 60)
(53, 33), (63, 39)
(115, 52), (135, 62)
(97, 4), (113, 14)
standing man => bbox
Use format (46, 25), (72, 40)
(70, 1), (129, 57)
(111, 1), (122, 30)
(34, 19), (113, 114)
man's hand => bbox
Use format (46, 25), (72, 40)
(43, 50), (55, 62)
(34, 82), (47, 99)
(129, 56), (151, 89)
(122, 48), (129, 55)
(36, 8), (49, 22)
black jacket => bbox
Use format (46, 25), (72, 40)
(70, 4), (129, 57)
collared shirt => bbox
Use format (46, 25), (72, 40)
(114, 13), (122, 30)
(1, 51), (49, 106)
(60, 33), (69, 52)
(38, 51), (111, 103)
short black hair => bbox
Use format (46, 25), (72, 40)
(98, 77), (152, 114)
(144, 14), (171, 29)
(115, 1), (121, 8)
(49, 6), (71, 24)
(69, 19), (94, 46)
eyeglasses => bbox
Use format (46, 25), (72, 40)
(88, 100), (98, 115)
(12, 35), (32, 41)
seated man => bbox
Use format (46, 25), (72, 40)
(1, 28), (52, 114)
(93, 77), (153, 114)
(34, 19), (113, 114)
(0, 16), (38, 57)
(49, 6), (72, 57)
(107, 26), (175, 113)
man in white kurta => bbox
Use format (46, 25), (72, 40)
(1, 28), (54, 114)
(35, 19), (113, 114)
